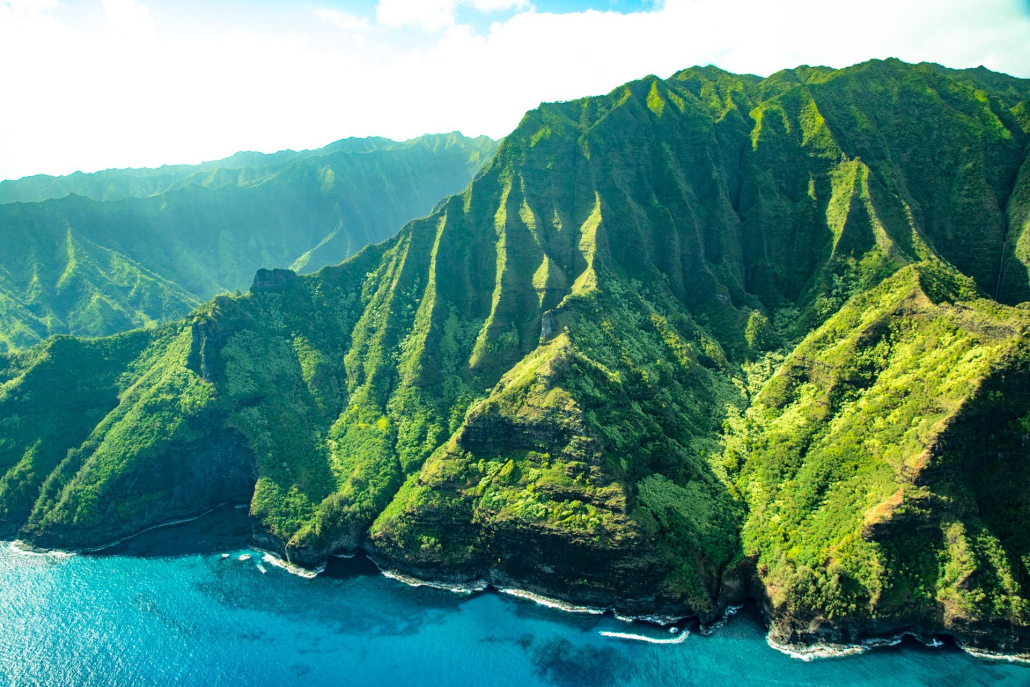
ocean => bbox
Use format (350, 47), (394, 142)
(1, 505), (1027, 686)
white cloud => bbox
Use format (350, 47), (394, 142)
(374, 0), (530, 31)
(376, 0), (456, 30)
(1, 0), (1028, 180)
(0, 0), (60, 18)
(465, 0), (529, 11)
(102, 0), (154, 35)
(314, 8), (369, 31)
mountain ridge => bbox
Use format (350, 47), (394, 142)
(1, 58), (1029, 656)
(0, 133), (498, 350)
(0, 132), (496, 203)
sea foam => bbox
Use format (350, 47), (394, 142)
(496, 587), (605, 614)
(765, 635), (867, 661)
(958, 644), (1030, 665)
(379, 568), (487, 594)
(600, 630), (689, 645)
(767, 632), (955, 662)
(6, 541), (75, 559)
(260, 553), (323, 579)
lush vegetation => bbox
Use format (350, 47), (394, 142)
(733, 262), (1030, 637)
(0, 133), (497, 350)
(1, 59), (1029, 645)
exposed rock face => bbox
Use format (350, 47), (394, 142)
(539, 310), (557, 343)
(250, 268), (299, 292)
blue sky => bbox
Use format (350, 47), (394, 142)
(1, 0), (1028, 180)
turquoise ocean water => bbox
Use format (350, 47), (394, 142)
(1, 507), (1028, 686)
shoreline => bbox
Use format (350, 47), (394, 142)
(694, 603), (743, 636)
(6, 540), (76, 559)
(495, 587), (606, 615)
(368, 559), (691, 623)
(765, 635), (869, 661)
(257, 551), (324, 579)
(378, 567), (488, 594)
(958, 643), (1030, 666)
(7, 509), (1030, 666)
(282, 563), (1030, 665)
(10, 502), (249, 556)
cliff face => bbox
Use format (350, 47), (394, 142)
(1, 59), (1029, 651)
(739, 263), (1030, 650)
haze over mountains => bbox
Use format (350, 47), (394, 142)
(1, 58), (1029, 657)
(0, 133), (497, 350)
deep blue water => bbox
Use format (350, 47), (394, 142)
(1, 508), (1028, 686)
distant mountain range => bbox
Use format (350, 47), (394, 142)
(1, 59), (1029, 657)
(0, 133), (497, 350)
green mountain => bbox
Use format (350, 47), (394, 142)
(0, 135), (491, 204)
(0, 133), (497, 351)
(2, 59), (1030, 654)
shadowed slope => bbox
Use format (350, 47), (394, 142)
(0, 60), (1029, 649)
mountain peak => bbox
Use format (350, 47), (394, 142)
(2, 60), (1030, 654)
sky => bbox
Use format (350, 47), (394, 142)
(1, 0), (1029, 181)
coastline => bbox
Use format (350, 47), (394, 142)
(257, 551), (324, 579)
(10, 502), (249, 556)
(764, 631), (1030, 665)
(6, 507), (1030, 666)
(6, 540), (76, 559)
(378, 567), (488, 594)
(495, 587), (606, 615)
(765, 635), (870, 662)
(958, 643), (1030, 666)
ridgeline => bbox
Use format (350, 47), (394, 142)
(2, 59), (1029, 655)
(0, 133), (497, 350)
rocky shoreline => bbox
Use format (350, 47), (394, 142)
(9, 506), (1030, 666)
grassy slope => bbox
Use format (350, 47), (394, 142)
(736, 262), (1030, 646)
(1, 60), (1029, 642)
(0, 134), (497, 350)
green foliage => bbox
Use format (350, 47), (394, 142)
(744, 311), (781, 357)
(0, 134), (498, 349)
(637, 474), (742, 606)
(0, 330), (156, 534)
(1, 60), (1029, 636)
(735, 262), (1030, 628)
(18, 326), (220, 537)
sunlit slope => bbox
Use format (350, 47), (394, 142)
(0, 133), (497, 350)
(1, 60), (1028, 646)
(737, 263), (1030, 649)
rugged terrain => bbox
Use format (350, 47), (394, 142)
(1, 59), (1029, 654)
(0, 133), (496, 350)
